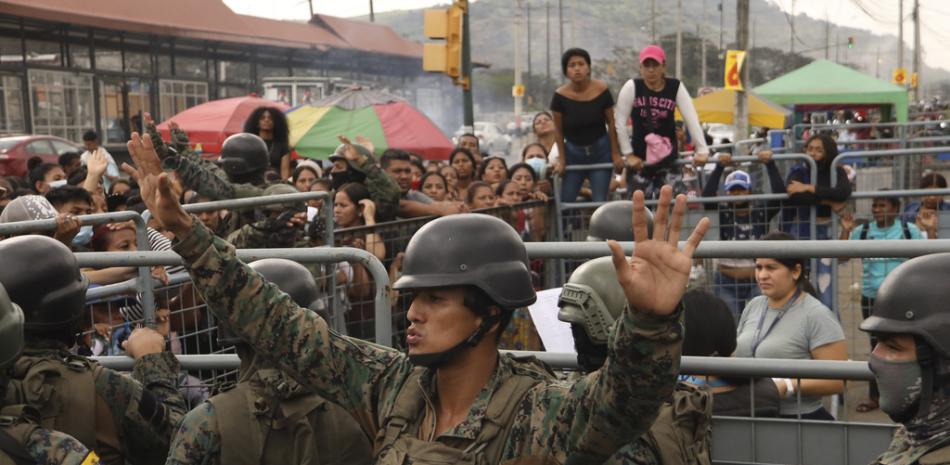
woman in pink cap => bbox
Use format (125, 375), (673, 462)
(614, 44), (709, 199)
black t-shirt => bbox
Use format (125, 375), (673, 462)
(265, 138), (291, 170)
(630, 78), (680, 166)
(549, 88), (614, 145)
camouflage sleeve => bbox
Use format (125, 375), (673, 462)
(95, 352), (187, 460)
(353, 156), (401, 222)
(166, 402), (220, 465)
(172, 219), (407, 432)
(26, 427), (99, 465)
(162, 156), (240, 201)
(224, 225), (256, 249)
(511, 309), (682, 463)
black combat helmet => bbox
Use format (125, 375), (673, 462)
(0, 282), (25, 371)
(217, 258), (320, 346)
(0, 235), (88, 332)
(220, 133), (269, 178)
(393, 214), (535, 309)
(586, 200), (654, 242)
(860, 253), (950, 359)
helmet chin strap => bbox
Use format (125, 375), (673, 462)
(408, 315), (500, 368)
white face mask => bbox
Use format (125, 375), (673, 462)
(49, 180), (68, 190)
(72, 225), (94, 247)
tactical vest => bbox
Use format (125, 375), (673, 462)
(209, 368), (373, 465)
(0, 405), (41, 465)
(4, 353), (122, 465)
(374, 356), (552, 465)
(640, 382), (713, 465)
(920, 445), (950, 465)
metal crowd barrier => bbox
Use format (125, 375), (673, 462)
(0, 210), (157, 321)
(832, 145), (950, 189)
(75, 247), (392, 345)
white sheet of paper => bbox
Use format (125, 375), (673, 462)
(307, 206), (319, 221)
(527, 287), (576, 354)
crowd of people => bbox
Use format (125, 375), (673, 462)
(0, 42), (948, 465)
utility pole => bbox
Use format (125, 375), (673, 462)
(515, 0), (525, 120)
(462, 2), (474, 127)
(369, 0), (375, 22)
(789, 0), (795, 54)
(701, 0), (707, 86)
(898, 0), (904, 76)
(835, 32), (839, 63)
(675, 0), (682, 78)
(546, 1), (551, 85)
(876, 45), (881, 79)
(570, 0), (576, 47)
(526, 1), (532, 77)
(558, 0), (564, 57)
(651, 0), (657, 43)
(736, 0), (749, 148)
(718, 1), (724, 58)
(913, 0), (920, 101)
(307, 0), (314, 17)
(824, 14), (830, 60)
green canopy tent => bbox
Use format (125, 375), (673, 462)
(753, 60), (909, 123)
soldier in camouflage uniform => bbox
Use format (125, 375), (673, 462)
(860, 254), (950, 465)
(558, 257), (712, 465)
(0, 235), (186, 465)
(225, 183), (307, 248)
(167, 258), (373, 465)
(127, 129), (709, 464)
(0, 282), (101, 465)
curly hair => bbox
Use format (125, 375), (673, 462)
(243, 106), (289, 145)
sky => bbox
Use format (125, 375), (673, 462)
(223, 0), (950, 73)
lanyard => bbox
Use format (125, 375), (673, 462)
(752, 288), (802, 357)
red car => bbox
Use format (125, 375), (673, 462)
(0, 135), (83, 177)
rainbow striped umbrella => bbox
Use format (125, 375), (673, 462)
(287, 88), (453, 160)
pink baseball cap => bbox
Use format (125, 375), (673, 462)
(639, 45), (666, 64)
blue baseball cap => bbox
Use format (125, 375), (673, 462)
(724, 170), (752, 191)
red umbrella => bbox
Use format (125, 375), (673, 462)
(156, 95), (289, 155)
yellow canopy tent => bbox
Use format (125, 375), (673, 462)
(676, 89), (792, 129)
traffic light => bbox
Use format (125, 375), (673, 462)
(423, 1), (466, 81)
(847, 37), (854, 49)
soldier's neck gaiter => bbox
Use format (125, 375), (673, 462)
(870, 354), (922, 424)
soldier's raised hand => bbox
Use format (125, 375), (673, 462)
(126, 132), (192, 237)
(607, 185), (708, 316)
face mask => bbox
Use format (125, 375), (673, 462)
(869, 353), (922, 423)
(72, 225), (94, 247)
(525, 158), (546, 178)
(49, 180), (68, 190)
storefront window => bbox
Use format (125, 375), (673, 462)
(25, 40), (63, 67)
(68, 43), (91, 68)
(95, 47), (122, 72)
(219, 60), (250, 82)
(0, 37), (22, 65)
(260, 65), (289, 78)
(0, 75), (25, 134)
(124, 51), (151, 74)
(159, 79), (207, 120)
(99, 78), (151, 145)
(29, 70), (94, 142)
(157, 54), (172, 76)
(219, 84), (250, 98)
(175, 55), (206, 79)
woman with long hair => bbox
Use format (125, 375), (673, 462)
(243, 106), (292, 179)
(734, 231), (847, 420)
(782, 133), (852, 308)
(449, 147), (478, 197)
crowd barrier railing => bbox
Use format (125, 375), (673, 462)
(0, 210), (158, 322)
(832, 145), (950, 190)
(74, 246), (392, 346)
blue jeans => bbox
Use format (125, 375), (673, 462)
(561, 134), (612, 203)
(714, 271), (760, 324)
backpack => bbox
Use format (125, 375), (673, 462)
(0, 405), (41, 465)
(859, 221), (912, 240)
(640, 382), (713, 465)
(210, 368), (373, 465)
(4, 352), (122, 465)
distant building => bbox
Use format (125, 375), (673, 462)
(0, 0), (460, 148)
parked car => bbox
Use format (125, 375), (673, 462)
(705, 123), (736, 146)
(453, 121), (512, 156)
(0, 135), (83, 177)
